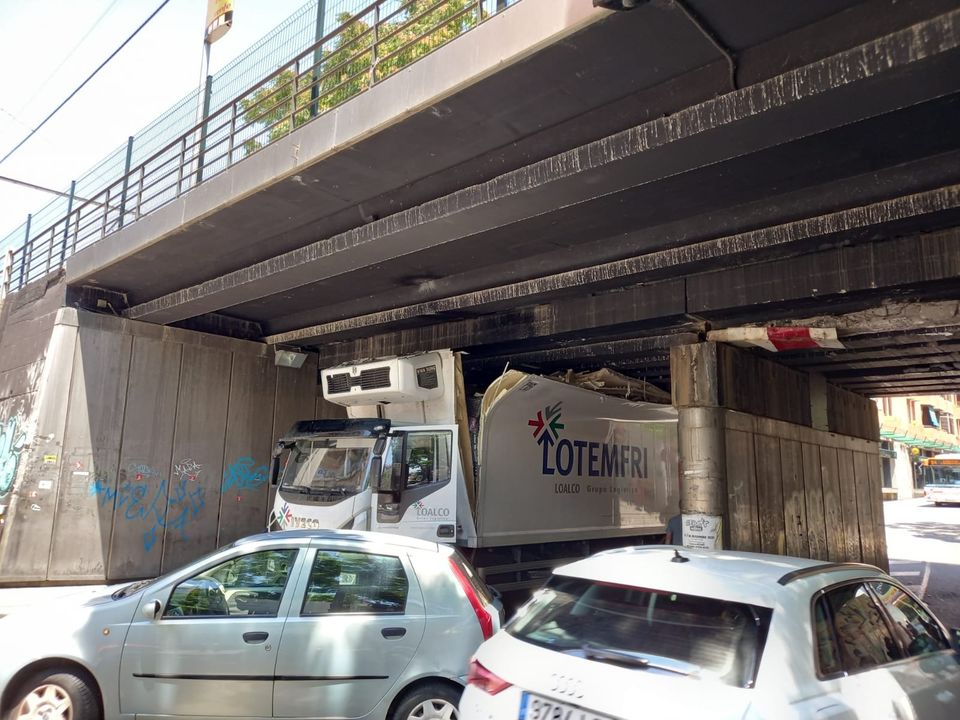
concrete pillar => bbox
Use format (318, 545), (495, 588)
(671, 343), (727, 550)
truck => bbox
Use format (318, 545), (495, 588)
(269, 350), (679, 606)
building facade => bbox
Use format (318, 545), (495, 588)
(873, 394), (960, 500)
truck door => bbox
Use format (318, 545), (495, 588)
(373, 427), (459, 543)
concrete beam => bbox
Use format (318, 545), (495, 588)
(66, 0), (609, 298)
(125, 10), (960, 325)
(270, 187), (960, 346)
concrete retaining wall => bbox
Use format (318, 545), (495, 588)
(0, 303), (319, 584)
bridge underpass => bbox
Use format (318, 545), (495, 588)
(2, 0), (960, 582)
(63, 0), (960, 397)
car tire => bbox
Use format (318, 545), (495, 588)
(391, 682), (461, 720)
(5, 668), (100, 720)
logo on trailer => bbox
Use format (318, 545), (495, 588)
(528, 402), (564, 446)
(528, 400), (648, 479)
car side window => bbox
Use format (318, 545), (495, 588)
(301, 550), (408, 615)
(164, 548), (298, 618)
(818, 583), (903, 675)
(868, 581), (950, 656)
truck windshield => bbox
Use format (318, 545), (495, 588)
(280, 438), (374, 500)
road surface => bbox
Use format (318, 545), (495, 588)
(884, 497), (960, 629)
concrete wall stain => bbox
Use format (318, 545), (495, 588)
(222, 456), (269, 493)
(0, 416), (27, 499)
(90, 462), (207, 552)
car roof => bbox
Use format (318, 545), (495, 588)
(554, 546), (886, 607)
(233, 529), (443, 553)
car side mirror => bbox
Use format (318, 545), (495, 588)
(141, 599), (162, 620)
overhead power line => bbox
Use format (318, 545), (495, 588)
(0, 0), (172, 169)
(15, 0), (125, 117)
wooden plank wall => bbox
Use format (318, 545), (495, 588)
(0, 309), (320, 583)
(724, 411), (887, 570)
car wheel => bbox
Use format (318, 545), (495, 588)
(392, 682), (461, 720)
(6, 669), (99, 720)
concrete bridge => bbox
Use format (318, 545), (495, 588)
(1, 0), (958, 583)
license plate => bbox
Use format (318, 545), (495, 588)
(519, 692), (611, 720)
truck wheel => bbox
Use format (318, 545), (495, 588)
(5, 668), (99, 720)
(392, 682), (461, 720)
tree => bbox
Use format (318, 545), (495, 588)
(238, 0), (480, 155)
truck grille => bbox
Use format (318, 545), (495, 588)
(325, 366), (392, 394)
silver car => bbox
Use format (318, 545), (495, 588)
(0, 530), (500, 720)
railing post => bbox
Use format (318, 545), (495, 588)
(69, 210), (80, 256)
(288, 64), (297, 136)
(477, 0), (484, 23)
(370, 4), (380, 86)
(135, 165), (146, 218)
(228, 102), (237, 166)
(311, 0), (327, 118)
(61, 180), (76, 265)
(119, 135), (135, 229)
(2, 249), (12, 298)
(196, 75), (213, 184)
(177, 136), (187, 196)
(101, 187), (111, 238)
(20, 214), (31, 288)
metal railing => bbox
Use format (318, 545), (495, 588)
(6, 0), (516, 291)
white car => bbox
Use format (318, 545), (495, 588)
(461, 546), (960, 720)
(0, 530), (500, 720)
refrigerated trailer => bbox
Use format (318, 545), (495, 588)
(269, 350), (679, 599)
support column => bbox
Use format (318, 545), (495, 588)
(671, 343), (728, 550)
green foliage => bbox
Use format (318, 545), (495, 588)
(239, 0), (480, 155)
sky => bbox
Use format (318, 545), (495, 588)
(0, 0), (313, 248)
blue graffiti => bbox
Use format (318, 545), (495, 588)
(89, 464), (206, 551)
(222, 456), (269, 493)
(0, 416), (27, 497)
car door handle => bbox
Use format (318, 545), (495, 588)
(243, 631), (269, 644)
(381, 627), (406, 639)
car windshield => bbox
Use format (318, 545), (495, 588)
(507, 575), (771, 688)
(279, 437), (374, 499)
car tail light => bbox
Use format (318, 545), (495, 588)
(467, 659), (512, 695)
(449, 557), (494, 640)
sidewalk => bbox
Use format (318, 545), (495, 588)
(0, 584), (109, 619)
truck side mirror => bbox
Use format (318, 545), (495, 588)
(269, 455), (281, 486)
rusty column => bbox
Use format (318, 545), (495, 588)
(671, 342), (728, 550)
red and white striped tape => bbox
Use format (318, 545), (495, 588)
(706, 327), (844, 352)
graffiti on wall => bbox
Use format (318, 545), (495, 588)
(89, 460), (206, 552)
(222, 456), (269, 493)
(0, 416), (27, 499)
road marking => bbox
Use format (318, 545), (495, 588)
(893, 570), (921, 577)
(919, 563), (932, 599)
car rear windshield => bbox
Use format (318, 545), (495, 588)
(507, 575), (772, 688)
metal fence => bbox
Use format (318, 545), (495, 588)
(4, 0), (518, 291)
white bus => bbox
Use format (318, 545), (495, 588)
(921, 453), (960, 505)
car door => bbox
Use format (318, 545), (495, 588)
(812, 582), (917, 719)
(867, 580), (960, 720)
(119, 545), (304, 719)
(373, 427), (459, 542)
(272, 542), (427, 718)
